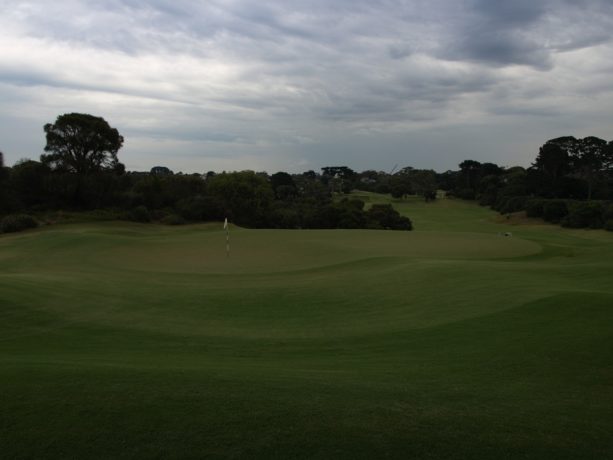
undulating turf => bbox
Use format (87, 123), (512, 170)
(1, 195), (612, 459)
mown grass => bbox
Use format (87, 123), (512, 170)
(1, 195), (612, 459)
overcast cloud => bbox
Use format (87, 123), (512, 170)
(1, 0), (612, 172)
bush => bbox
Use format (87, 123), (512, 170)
(177, 196), (204, 221)
(496, 196), (528, 214)
(562, 201), (604, 228)
(543, 200), (569, 223)
(453, 188), (476, 200)
(366, 204), (413, 230)
(129, 205), (151, 222)
(525, 199), (545, 218)
(270, 207), (300, 229)
(562, 201), (605, 229)
(161, 214), (186, 225)
(149, 208), (174, 221)
(0, 214), (38, 233)
(603, 203), (613, 222)
(605, 219), (613, 232)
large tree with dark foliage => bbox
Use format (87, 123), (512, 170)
(321, 166), (356, 193)
(41, 113), (124, 174)
(532, 136), (610, 199)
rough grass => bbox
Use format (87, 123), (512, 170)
(1, 194), (612, 458)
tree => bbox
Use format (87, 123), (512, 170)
(321, 166), (356, 194)
(0, 153), (13, 213)
(532, 136), (610, 199)
(270, 172), (297, 200)
(571, 136), (607, 199)
(459, 160), (482, 190)
(366, 204), (412, 230)
(531, 140), (571, 197)
(389, 167), (414, 199)
(409, 169), (438, 201)
(10, 159), (50, 208)
(41, 113), (124, 174)
(206, 171), (274, 227)
(151, 166), (173, 176)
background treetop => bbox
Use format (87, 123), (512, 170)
(41, 113), (124, 174)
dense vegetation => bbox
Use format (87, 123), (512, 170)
(0, 114), (413, 231)
(1, 114), (612, 233)
(350, 136), (613, 231)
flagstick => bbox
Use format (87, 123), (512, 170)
(224, 217), (230, 258)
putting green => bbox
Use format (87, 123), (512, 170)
(1, 224), (541, 275)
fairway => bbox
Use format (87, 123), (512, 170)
(1, 196), (613, 459)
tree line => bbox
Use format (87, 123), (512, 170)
(0, 114), (412, 232)
(442, 138), (613, 230)
(1, 113), (612, 233)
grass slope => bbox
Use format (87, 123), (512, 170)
(1, 195), (612, 459)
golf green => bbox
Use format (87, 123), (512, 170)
(1, 196), (612, 459)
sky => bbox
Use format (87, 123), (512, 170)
(1, 0), (612, 173)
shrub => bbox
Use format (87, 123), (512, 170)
(453, 188), (476, 200)
(525, 199), (545, 218)
(603, 203), (613, 222)
(161, 214), (186, 225)
(177, 196), (204, 221)
(366, 204), (413, 230)
(129, 205), (151, 222)
(85, 208), (123, 221)
(149, 208), (174, 221)
(543, 200), (569, 223)
(496, 196), (528, 214)
(562, 201), (605, 229)
(0, 214), (38, 233)
(605, 219), (613, 232)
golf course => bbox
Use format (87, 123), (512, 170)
(1, 194), (612, 459)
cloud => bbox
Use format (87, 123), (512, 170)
(438, 0), (613, 69)
(0, 0), (612, 171)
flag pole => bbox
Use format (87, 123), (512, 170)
(224, 217), (230, 258)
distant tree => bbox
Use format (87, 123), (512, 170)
(603, 141), (613, 171)
(409, 169), (438, 201)
(532, 136), (610, 199)
(206, 171), (274, 227)
(458, 160), (482, 190)
(302, 170), (317, 181)
(270, 172), (297, 200)
(0, 155), (13, 213)
(41, 113), (124, 174)
(9, 159), (50, 208)
(354, 170), (391, 193)
(477, 174), (501, 206)
(480, 162), (504, 177)
(321, 166), (356, 193)
(436, 170), (458, 191)
(151, 166), (173, 176)
(293, 172), (330, 204)
(531, 140), (572, 197)
(366, 204), (412, 230)
(533, 138), (571, 180)
(570, 136), (608, 199)
(389, 167), (414, 198)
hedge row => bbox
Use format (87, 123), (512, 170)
(0, 214), (38, 233)
(524, 199), (613, 230)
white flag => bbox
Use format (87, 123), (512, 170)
(223, 217), (228, 229)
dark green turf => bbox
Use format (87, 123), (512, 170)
(1, 197), (612, 458)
